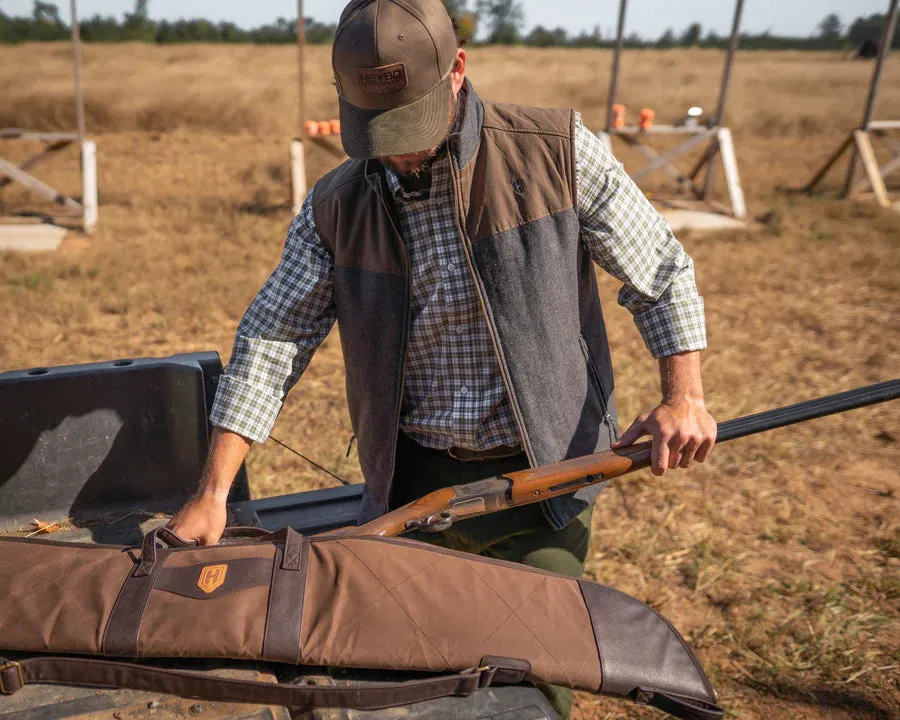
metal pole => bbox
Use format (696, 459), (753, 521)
(70, 0), (86, 141)
(297, 0), (306, 138)
(703, 0), (744, 201)
(844, 0), (899, 195)
(861, 0), (900, 129)
(605, 0), (628, 133)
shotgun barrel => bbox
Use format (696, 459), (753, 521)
(717, 379), (899, 443)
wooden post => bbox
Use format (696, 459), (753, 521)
(297, 0), (306, 140)
(291, 140), (307, 214)
(703, 0), (745, 201)
(292, 0), (308, 210)
(70, 0), (86, 142)
(605, 0), (628, 133)
(0, 157), (82, 211)
(853, 130), (890, 207)
(844, 0), (900, 195)
(82, 140), (98, 233)
(717, 128), (746, 219)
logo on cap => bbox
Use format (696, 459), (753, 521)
(357, 62), (409, 93)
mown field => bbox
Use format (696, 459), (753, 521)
(1, 44), (898, 718)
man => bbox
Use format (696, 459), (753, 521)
(169, 0), (716, 716)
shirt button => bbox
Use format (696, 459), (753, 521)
(446, 263), (454, 272)
(460, 386), (468, 395)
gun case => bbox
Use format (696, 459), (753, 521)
(0, 526), (723, 720)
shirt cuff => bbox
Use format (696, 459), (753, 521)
(634, 295), (708, 359)
(209, 374), (283, 444)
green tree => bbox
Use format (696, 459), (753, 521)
(656, 28), (675, 48)
(817, 13), (842, 39)
(525, 25), (567, 47)
(679, 22), (702, 47)
(570, 24), (602, 48)
(123, 0), (154, 41)
(476, 0), (524, 45)
(443, 1), (477, 45)
(847, 14), (895, 48)
(32, 1), (62, 25)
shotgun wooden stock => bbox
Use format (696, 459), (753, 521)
(330, 379), (899, 539)
(348, 442), (653, 537)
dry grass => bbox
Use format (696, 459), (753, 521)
(1, 44), (898, 719)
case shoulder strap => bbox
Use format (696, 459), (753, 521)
(0, 657), (503, 711)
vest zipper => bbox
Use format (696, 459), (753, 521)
(370, 173), (412, 504)
(447, 156), (535, 466)
(579, 335), (619, 444)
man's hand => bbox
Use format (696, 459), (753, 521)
(166, 492), (228, 545)
(611, 350), (716, 476)
(612, 398), (717, 476)
(166, 427), (252, 545)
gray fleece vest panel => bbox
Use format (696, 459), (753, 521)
(312, 86), (617, 529)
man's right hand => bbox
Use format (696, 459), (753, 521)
(166, 492), (228, 546)
(166, 428), (253, 545)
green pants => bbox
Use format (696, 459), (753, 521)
(390, 432), (593, 720)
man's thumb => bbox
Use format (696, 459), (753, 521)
(612, 420), (645, 448)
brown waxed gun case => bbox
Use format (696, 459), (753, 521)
(0, 526), (724, 719)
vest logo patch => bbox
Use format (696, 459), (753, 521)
(357, 63), (408, 93)
(512, 179), (526, 196)
(197, 564), (228, 594)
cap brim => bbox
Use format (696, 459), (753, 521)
(339, 75), (454, 160)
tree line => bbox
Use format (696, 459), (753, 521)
(0, 0), (892, 51)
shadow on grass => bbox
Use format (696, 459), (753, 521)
(236, 199), (292, 217)
(739, 680), (895, 719)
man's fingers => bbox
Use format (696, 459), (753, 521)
(612, 418), (648, 448)
(667, 433), (682, 469)
(652, 433), (669, 476)
(679, 438), (699, 468)
(695, 436), (716, 463)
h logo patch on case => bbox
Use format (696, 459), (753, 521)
(197, 564), (228, 594)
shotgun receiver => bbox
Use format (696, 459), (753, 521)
(344, 379), (899, 538)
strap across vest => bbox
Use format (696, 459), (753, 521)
(0, 657), (508, 710)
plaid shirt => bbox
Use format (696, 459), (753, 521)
(210, 113), (706, 450)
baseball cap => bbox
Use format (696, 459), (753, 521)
(332, 0), (459, 159)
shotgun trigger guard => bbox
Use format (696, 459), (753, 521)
(405, 511), (453, 533)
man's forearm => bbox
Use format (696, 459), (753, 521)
(659, 350), (705, 406)
(166, 427), (252, 544)
(196, 427), (253, 501)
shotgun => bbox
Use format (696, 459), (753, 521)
(341, 379), (899, 538)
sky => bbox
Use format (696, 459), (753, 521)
(2, 0), (892, 40)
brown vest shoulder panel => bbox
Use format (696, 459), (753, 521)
(467, 102), (576, 244)
(311, 159), (406, 276)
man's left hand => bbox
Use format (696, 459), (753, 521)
(612, 398), (717, 476)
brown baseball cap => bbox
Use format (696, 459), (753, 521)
(333, 0), (459, 159)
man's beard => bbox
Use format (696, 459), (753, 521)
(380, 90), (460, 179)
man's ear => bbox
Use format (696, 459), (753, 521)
(450, 49), (467, 95)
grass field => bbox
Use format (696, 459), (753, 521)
(1, 44), (899, 718)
